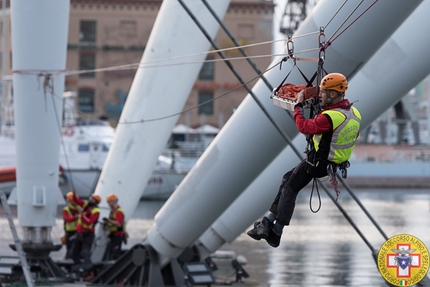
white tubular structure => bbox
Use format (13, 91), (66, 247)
(146, 0), (421, 262)
(94, 0), (231, 222)
(350, 1), (430, 131)
(195, 0), (430, 257)
(195, 135), (306, 257)
(11, 0), (69, 239)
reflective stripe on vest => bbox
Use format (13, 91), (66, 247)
(108, 207), (126, 233)
(313, 106), (361, 164)
(63, 205), (78, 232)
(78, 207), (100, 230)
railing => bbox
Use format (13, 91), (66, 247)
(352, 144), (430, 162)
(165, 141), (207, 158)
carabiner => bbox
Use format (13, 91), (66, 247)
(341, 168), (347, 179)
(318, 29), (326, 49)
(318, 27), (326, 60)
(286, 35), (294, 57)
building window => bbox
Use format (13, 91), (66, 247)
(198, 57), (215, 81)
(120, 20), (137, 37)
(78, 89), (95, 113)
(198, 92), (213, 115)
(80, 20), (96, 42)
(238, 24), (254, 39)
(78, 144), (90, 152)
(79, 53), (95, 78)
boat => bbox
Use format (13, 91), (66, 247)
(0, 92), (196, 200)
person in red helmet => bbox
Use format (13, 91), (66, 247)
(247, 73), (361, 248)
(70, 189), (100, 280)
(103, 193), (126, 260)
(62, 191), (79, 259)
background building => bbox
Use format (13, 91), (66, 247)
(2, 0), (429, 146)
(63, 0), (275, 129)
(0, 0), (275, 129)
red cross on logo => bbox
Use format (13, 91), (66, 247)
(386, 244), (421, 278)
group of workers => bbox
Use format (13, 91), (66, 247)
(61, 189), (126, 280)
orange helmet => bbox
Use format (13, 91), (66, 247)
(107, 193), (118, 203)
(319, 73), (348, 92)
(91, 194), (101, 204)
(66, 191), (74, 201)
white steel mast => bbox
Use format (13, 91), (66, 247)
(11, 0), (69, 254)
(92, 0), (231, 259)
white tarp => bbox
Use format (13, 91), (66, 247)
(172, 124), (196, 134)
(195, 124), (220, 134)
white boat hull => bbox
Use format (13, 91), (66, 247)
(60, 169), (187, 200)
(0, 169), (186, 201)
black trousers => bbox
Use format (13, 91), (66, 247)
(269, 157), (328, 226)
(71, 231), (95, 265)
(107, 234), (123, 260)
(65, 231), (76, 259)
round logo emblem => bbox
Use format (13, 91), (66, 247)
(377, 234), (429, 286)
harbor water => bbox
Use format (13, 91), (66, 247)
(0, 188), (429, 286)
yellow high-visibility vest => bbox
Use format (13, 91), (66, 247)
(77, 207), (100, 231)
(63, 205), (78, 232)
(313, 106), (361, 164)
(108, 207), (126, 233)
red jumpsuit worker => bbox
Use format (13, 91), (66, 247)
(70, 189), (100, 280)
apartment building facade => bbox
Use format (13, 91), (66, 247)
(1, 0), (275, 129)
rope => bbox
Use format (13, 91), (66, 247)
(12, 57), (285, 128)
(7, 0), (381, 135)
(326, 0), (365, 44)
(8, 0), (380, 113)
(50, 84), (76, 192)
(322, 0), (350, 30)
(309, 178), (322, 213)
(62, 49), (324, 77)
(13, 69), (67, 76)
(9, 50), (320, 79)
(323, 0), (379, 50)
(116, 60), (283, 125)
(327, 165), (340, 201)
(9, 31), (322, 78)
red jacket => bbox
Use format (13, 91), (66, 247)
(62, 204), (79, 232)
(62, 206), (78, 223)
(109, 208), (125, 236)
(74, 195), (100, 233)
(294, 99), (352, 135)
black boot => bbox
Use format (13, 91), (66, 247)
(265, 228), (281, 248)
(246, 217), (273, 241)
(247, 221), (262, 240)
